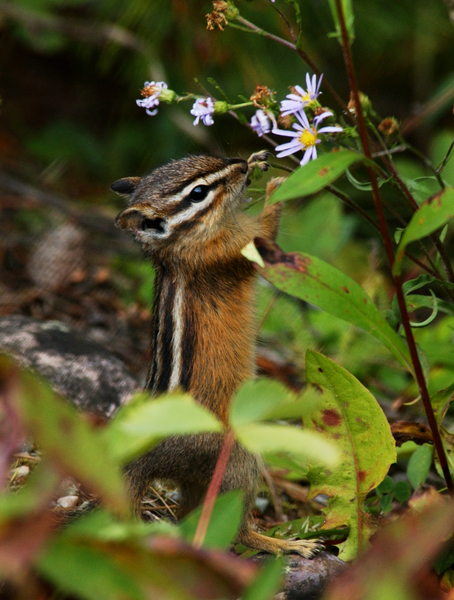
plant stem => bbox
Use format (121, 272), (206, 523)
(228, 102), (254, 110)
(192, 430), (236, 548)
(334, 0), (454, 493)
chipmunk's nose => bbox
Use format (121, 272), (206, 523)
(115, 208), (143, 231)
(228, 158), (248, 174)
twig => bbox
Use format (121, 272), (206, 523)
(261, 466), (285, 521)
(0, 1), (150, 57)
(401, 82), (454, 135)
(334, 0), (454, 494)
(0, 170), (128, 245)
(436, 136), (454, 176)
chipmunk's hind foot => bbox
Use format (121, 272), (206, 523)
(238, 528), (323, 558)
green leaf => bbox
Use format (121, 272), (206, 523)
(253, 239), (412, 371)
(39, 522), (254, 600)
(104, 391), (222, 463)
(345, 168), (390, 191)
(304, 351), (396, 561)
(391, 274), (454, 325)
(61, 509), (178, 543)
(179, 490), (244, 550)
(393, 481), (411, 503)
(268, 151), (361, 204)
(38, 540), (145, 600)
(241, 557), (283, 600)
(393, 187), (454, 275)
(234, 422), (339, 468)
(431, 383), (454, 426)
(379, 493), (393, 513)
(376, 475), (394, 495)
(0, 356), (128, 515)
(407, 444), (433, 489)
(230, 379), (319, 427)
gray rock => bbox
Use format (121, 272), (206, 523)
(0, 315), (139, 417)
(251, 552), (348, 600)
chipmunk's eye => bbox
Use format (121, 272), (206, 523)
(189, 185), (210, 202)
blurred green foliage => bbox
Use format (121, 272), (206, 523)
(1, 0), (454, 597)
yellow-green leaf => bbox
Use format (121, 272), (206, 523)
(304, 351), (396, 561)
(235, 422), (339, 468)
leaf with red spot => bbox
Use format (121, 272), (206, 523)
(304, 350), (396, 561)
(268, 150), (361, 204)
(252, 238), (412, 372)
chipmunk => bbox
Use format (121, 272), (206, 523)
(112, 152), (318, 556)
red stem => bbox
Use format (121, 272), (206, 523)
(334, 0), (453, 493)
(192, 430), (236, 548)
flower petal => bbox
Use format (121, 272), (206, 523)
(294, 110), (311, 129)
(300, 147), (313, 165)
(314, 111), (333, 125)
(273, 128), (300, 138)
(318, 126), (343, 134)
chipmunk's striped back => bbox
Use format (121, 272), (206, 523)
(114, 153), (272, 422)
(112, 153), (320, 557)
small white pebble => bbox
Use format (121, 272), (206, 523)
(255, 497), (270, 513)
(13, 465), (30, 478)
(56, 495), (79, 509)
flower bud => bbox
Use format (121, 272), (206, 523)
(159, 88), (177, 103)
(213, 101), (229, 114)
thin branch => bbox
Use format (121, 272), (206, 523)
(267, 0), (298, 45)
(436, 136), (454, 176)
(401, 82), (454, 135)
(0, 1), (150, 57)
(334, 0), (454, 493)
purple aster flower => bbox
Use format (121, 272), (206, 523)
(274, 110), (342, 166)
(280, 73), (323, 117)
(136, 81), (168, 116)
(250, 109), (277, 137)
(190, 97), (215, 126)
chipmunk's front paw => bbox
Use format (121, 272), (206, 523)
(265, 176), (286, 201)
(247, 151), (271, 175)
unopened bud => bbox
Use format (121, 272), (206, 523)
(378, 117), (399, 136)
(159, 88), (177, 103)
(214, 100), (229, 114)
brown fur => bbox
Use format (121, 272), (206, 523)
(113, 154), (318, 557)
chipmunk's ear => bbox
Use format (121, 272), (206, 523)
(110, 177), (141, 195)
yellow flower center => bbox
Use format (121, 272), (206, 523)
(299, 128), (317, 148)
(300, 91), (311, 102)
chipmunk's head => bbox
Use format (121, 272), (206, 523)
(112, 153), (269, 262)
